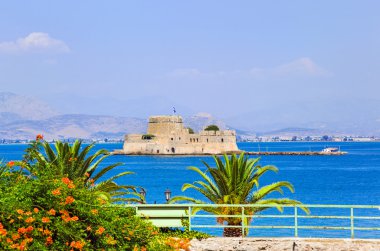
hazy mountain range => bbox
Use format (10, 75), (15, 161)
(0, 92), (378, 140)
(0, 92), (231, 140)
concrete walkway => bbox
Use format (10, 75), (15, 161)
(189, 237), (380, 251)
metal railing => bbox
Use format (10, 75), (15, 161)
(129, 204), (380, 238)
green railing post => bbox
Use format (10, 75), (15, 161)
(188, 206), (192, 231)
(241, 206), (245, 237)
(350, 207), (354, 238)
(294, 205), (298, 237)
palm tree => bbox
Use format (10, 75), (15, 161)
(23, 140), (141, 203)
(170, 153), (308, 237)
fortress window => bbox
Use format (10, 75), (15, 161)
(179, 137), (181, 140)
(171, 147), (175, 153)
(221, 138), (224, 142)
(207, 138), (208, 142)
(196, 138), (199, 142)
(157, 150), (159, 153)
(171, 138), (173, 141)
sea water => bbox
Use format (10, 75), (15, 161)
(1, 142), (379, 238)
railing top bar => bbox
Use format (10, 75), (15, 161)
(124, 203), (380, 209)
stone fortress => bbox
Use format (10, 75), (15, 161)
(121, 115), (240, 155)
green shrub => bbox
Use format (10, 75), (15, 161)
(187, 128), (195, 134)
(204, 125), (219, 131)
(0, 169), (159, 250)
(141, 134), (155, 140)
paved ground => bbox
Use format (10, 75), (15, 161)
(189, 238), (380, 251)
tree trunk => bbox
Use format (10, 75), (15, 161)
(223, 222), (242, 237)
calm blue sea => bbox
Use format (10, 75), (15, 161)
(1, 142), (380, 238)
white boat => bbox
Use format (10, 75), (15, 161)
(321, 147), (339, 153)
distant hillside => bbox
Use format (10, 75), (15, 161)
(0, 93), (240, 140)
(0, 114), (146, 140)
(0, 92), (58, 121)
(2, 92), (376, 140)
(0, 113), (235, 140)
(183, 113), (228, 132)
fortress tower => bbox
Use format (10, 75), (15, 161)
(122, 115), (240, 155)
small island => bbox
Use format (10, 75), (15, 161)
(115, 115), (240, 155)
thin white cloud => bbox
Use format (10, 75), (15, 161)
(274, 57), (330, 76)
(249, 57), (330, 77)
(167, 57), (330, 79)
(0, 32), (70, 53)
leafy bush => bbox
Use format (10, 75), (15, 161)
(187, 128), (194, 134)
(0, 168), (162, 250)
(204, 125), (219, 131)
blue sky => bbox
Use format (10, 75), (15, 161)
(0, 1), (379, 131)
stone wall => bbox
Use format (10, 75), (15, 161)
(189, 237), (380, 251)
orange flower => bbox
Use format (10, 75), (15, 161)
(12, 233), (20, 240)
(43, 229), (52, 236)
(25, 211), (32, 216)
(62, 177), (76, 188)
(52, 188), (61, 196)
(71, 216), (79, 221)
(68, 183), (76, 189)
(16, 209), (24, 215)
(18, 227), (27, 234)
(9, 219), (14, 224)
(42, 217), (51, 223)
(91, 209), (98, 215)
(7, 161), (15, 167)
(46, 236), (53, 245)
(25, 217), (35, 223)
(48, 209), (56, 216)
(86, 226), (92, 231)
(84, 172), (90, 177)
(65, 196), (75, 205)
(36, 134), (44, 141)
(95, 226), (105, 235)
(62, 177), (71, 185)
(70, 240), (85, 250)
(33, 208), (39, 213)
(26, 226), (34, 232)
(0, 228), (7, 237)
(61, 215), (70, 222)
(60, 209), (69, 216)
